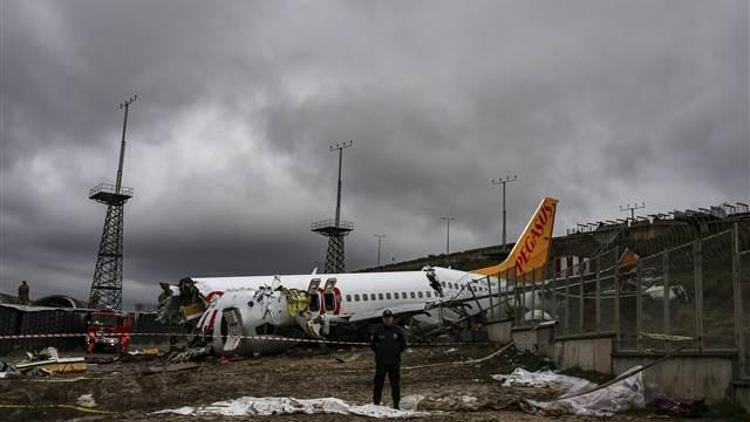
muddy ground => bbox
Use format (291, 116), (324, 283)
(0, 343), (705, 421)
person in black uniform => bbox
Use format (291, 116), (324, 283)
(370, 309), (407, 409)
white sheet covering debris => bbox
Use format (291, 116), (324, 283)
(493, 368), (597, 396)
(153, 396), (430, 418)
(523, 367), (646, 417)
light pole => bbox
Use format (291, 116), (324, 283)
(440, 216), (455, 265)
(492, 175), (517, 249)
(331, 141), (353, 225)
(374, 234), (386, 267)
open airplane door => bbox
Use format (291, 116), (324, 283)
(222, 308), (242, 352)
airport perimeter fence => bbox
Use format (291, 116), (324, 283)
(493, 222), (750, 374)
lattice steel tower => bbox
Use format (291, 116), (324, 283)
(311, 141), (355, 273)
(88, 95), (137, 310)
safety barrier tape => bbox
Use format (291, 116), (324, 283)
(0, 331), (489, 347)
(0, 403), (116, 415)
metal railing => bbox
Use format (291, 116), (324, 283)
(89, 182), (134, 198)
(495, 222), (750, 370)
(310, 219), (355, 232)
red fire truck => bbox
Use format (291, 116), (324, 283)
(85, 310), (133, 353)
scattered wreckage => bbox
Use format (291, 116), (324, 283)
(0, 347), (86, 379)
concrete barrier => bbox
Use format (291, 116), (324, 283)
(552, 334), (614, 375)
(613, 352), (735, 404)
(486, 319), (512, 344)
(732, 380), (750, 410)
(511, 324), (555, 356)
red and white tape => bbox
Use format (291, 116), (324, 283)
(0, 331), (487, 347)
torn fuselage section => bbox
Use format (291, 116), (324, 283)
(158, 276), (352, 356)
(288, 277), (349, 339)
(156, 278), (207, 327)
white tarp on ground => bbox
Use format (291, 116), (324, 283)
(153, 396), (430, 419)
(493, 368), (597, 396)
(523, 367), (646, 417)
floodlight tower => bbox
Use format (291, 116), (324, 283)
(311, 141), (354, 273)
(440, 216), (456, 265)
(492, 175), (517, 249)
(87, 95), (137, 310)
(620, 202), (646, 221)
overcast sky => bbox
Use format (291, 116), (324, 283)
(1, 0), (748, 307)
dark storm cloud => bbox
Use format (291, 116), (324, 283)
(1, 0), (747, 306)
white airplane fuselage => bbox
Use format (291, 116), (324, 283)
(174, 197), (561, 357)
(192, 267), (503, 356)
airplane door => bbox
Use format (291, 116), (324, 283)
(307, 278), (322, 313)
(322, 278), (338, 314)
(222, 307), (242, 352)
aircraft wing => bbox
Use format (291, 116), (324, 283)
(347, 302), (429, 324)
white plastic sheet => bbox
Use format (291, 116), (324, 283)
(524, 366), (646, 417)
(493, 367), (597, 396)
(153, 396), (430, 419)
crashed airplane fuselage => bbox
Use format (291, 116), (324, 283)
(161, 197), (560, 356)
(194, 267), (499, 356)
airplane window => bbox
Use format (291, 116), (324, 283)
(402, 291), (407, 298)
(426, 291), (432, 298)
(410, 292), (416, 299)
(362, 294), (368, 301)
(418, 291), (423, 298)
(354, 294), (360, 301)
(442, 281), (446, 287)
(346, 294), (352, 302)
(448, 282), (453, 289)
(371, 293), (376, 301)
(386, 293), (391, 300)
(378, 293), (384, 301)
(394, 292), (399, 299)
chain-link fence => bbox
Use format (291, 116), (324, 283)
(505, 223), (750, 360)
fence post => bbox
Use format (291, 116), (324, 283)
(663, 250), (670, 351)
(539, 264), (549, 321)
(487, 275), (494, 319)
(614, 247), (621, 348)
(733, 223), (744, 374)
(515, 275), (521, 324)
(636, 257), (643, 351)
(596, 254), (601, 334)
(695, 239), (704, 351)
(531, 268), (537, 323)
(579, 258), (585, 334)
(565, 263), (570, 336)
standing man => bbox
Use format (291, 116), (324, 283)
(370, 309), (407, 409)
(17, 280), (30, 305)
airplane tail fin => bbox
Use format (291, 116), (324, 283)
(472, 197), (558, 279)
